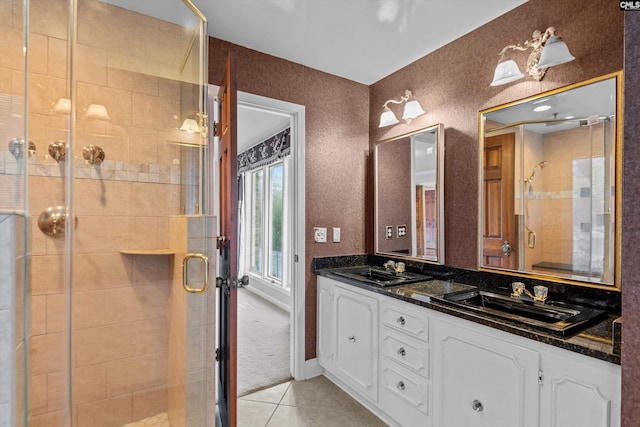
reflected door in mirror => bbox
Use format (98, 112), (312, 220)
(483, 133), (517, 270)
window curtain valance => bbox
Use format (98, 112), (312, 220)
(238, 128), (290, 173)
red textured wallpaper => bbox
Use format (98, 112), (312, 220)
(369, 0), (624, 269)
(622, 11), (640, 427)
(208, 0), (627, 365)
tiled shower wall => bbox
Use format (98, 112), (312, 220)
(25, 0), (202, 426)
(0, 214), (26, 427)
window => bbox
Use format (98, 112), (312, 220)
(243, 159), (289, 291)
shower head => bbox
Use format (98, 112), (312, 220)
(527, 161), (547, 183)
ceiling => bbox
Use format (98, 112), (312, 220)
(101, 0), (527, 85)
(485, 77), (617, 134)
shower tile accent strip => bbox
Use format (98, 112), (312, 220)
(0, 149), (181, 184)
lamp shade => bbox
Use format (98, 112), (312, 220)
(402, 99), (426, 120)
(536, 36), (575, 69)
(85, 104), (111, 120)
(490, 59), (525, 86)
(180, 118), (201, 133)
(379, 108), (400, 127)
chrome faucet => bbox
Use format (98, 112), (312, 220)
(383, 260), (406, 274)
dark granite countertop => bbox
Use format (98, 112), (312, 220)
(313, 256), (620, 365)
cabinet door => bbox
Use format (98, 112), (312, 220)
(433, 319), (540, 427)
(541, 348), (621, 427)
(334, 286), (378, 401)
(317, 277), (335, 369)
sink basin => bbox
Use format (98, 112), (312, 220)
(433, 290), (607, 336)
(332, 266), (432, 287)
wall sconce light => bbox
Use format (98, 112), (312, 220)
(179, 118), (201, 133)
(378, 89), (426, 128)
(84, 104), (111, 120)
(52, 98), (71, 114)
(490, 27), (575, 86)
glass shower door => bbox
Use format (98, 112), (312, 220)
(24, 0), (213, 426)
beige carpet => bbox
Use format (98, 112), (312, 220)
(237, 288), (292, 396)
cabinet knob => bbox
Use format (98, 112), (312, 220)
(396, 381), (405, 391)
(472, 399), (484, 412)
(397, 347), (406, 357)
(397, 316), (405, 326)
(348, 335), (356, 343)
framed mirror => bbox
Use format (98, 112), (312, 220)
(479, 72), (622, 287)
(375, 123), (445, 264)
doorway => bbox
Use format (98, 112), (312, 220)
(209, 90), (306, 397)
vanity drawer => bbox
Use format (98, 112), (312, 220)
(379, 360), (430, 426)
(381, 327), (429, 379)
(380, 300), (429, 342)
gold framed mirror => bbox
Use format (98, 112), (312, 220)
(479, 72), (622, 288)
(375, 123), (445, 264)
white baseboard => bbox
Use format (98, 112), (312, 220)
(304, 358), (323, 380)
(243, 283), (290, 313)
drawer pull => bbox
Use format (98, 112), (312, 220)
(397, 347), (406, 357)
(472, 399), (484, 412)
(397, 381), (406, 391)
(397, 316), (406, 326)
(348, 335), (356, 343)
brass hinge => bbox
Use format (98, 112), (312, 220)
(213, 121), (219, 137)
(215, 348), (221, 362)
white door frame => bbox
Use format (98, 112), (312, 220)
(210, 86), (307, 380)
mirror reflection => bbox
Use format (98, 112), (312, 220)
(375, 124), (444, 264)
(480, 73), (621, 286)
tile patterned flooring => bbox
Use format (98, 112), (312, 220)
(121, 375), (386, 427)
(239, 375), (388, 426)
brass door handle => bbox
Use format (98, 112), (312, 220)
(183, 253), (209, 294)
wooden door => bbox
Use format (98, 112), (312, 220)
(424, 189), (436, 257)
(415, 185), (424, 256)
(217, 53), (238, 427)
(483, 133), (517, 269)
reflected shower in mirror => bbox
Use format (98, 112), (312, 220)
(480, 72), (621, 287)
(375, 123), (444, 264)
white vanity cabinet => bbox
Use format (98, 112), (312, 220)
(378, 299), (431, 427)
(432, 317), (541, 427)
(539, 345), (621, 427)
(317, 276), (379, 402)
(316, 276), (621, 427)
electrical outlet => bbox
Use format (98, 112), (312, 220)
(397, 225), (407, 237)
(333, 227), (341, 243)
(314, 227), (327, 243)
(386, 226), (393, 239)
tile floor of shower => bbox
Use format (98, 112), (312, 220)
(121, 375), (386, 427)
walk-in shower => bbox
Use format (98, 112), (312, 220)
(1, 0), (215, 426)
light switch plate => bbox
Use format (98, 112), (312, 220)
(333, 227), (341, 243)
(314, 227), (327, 243)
